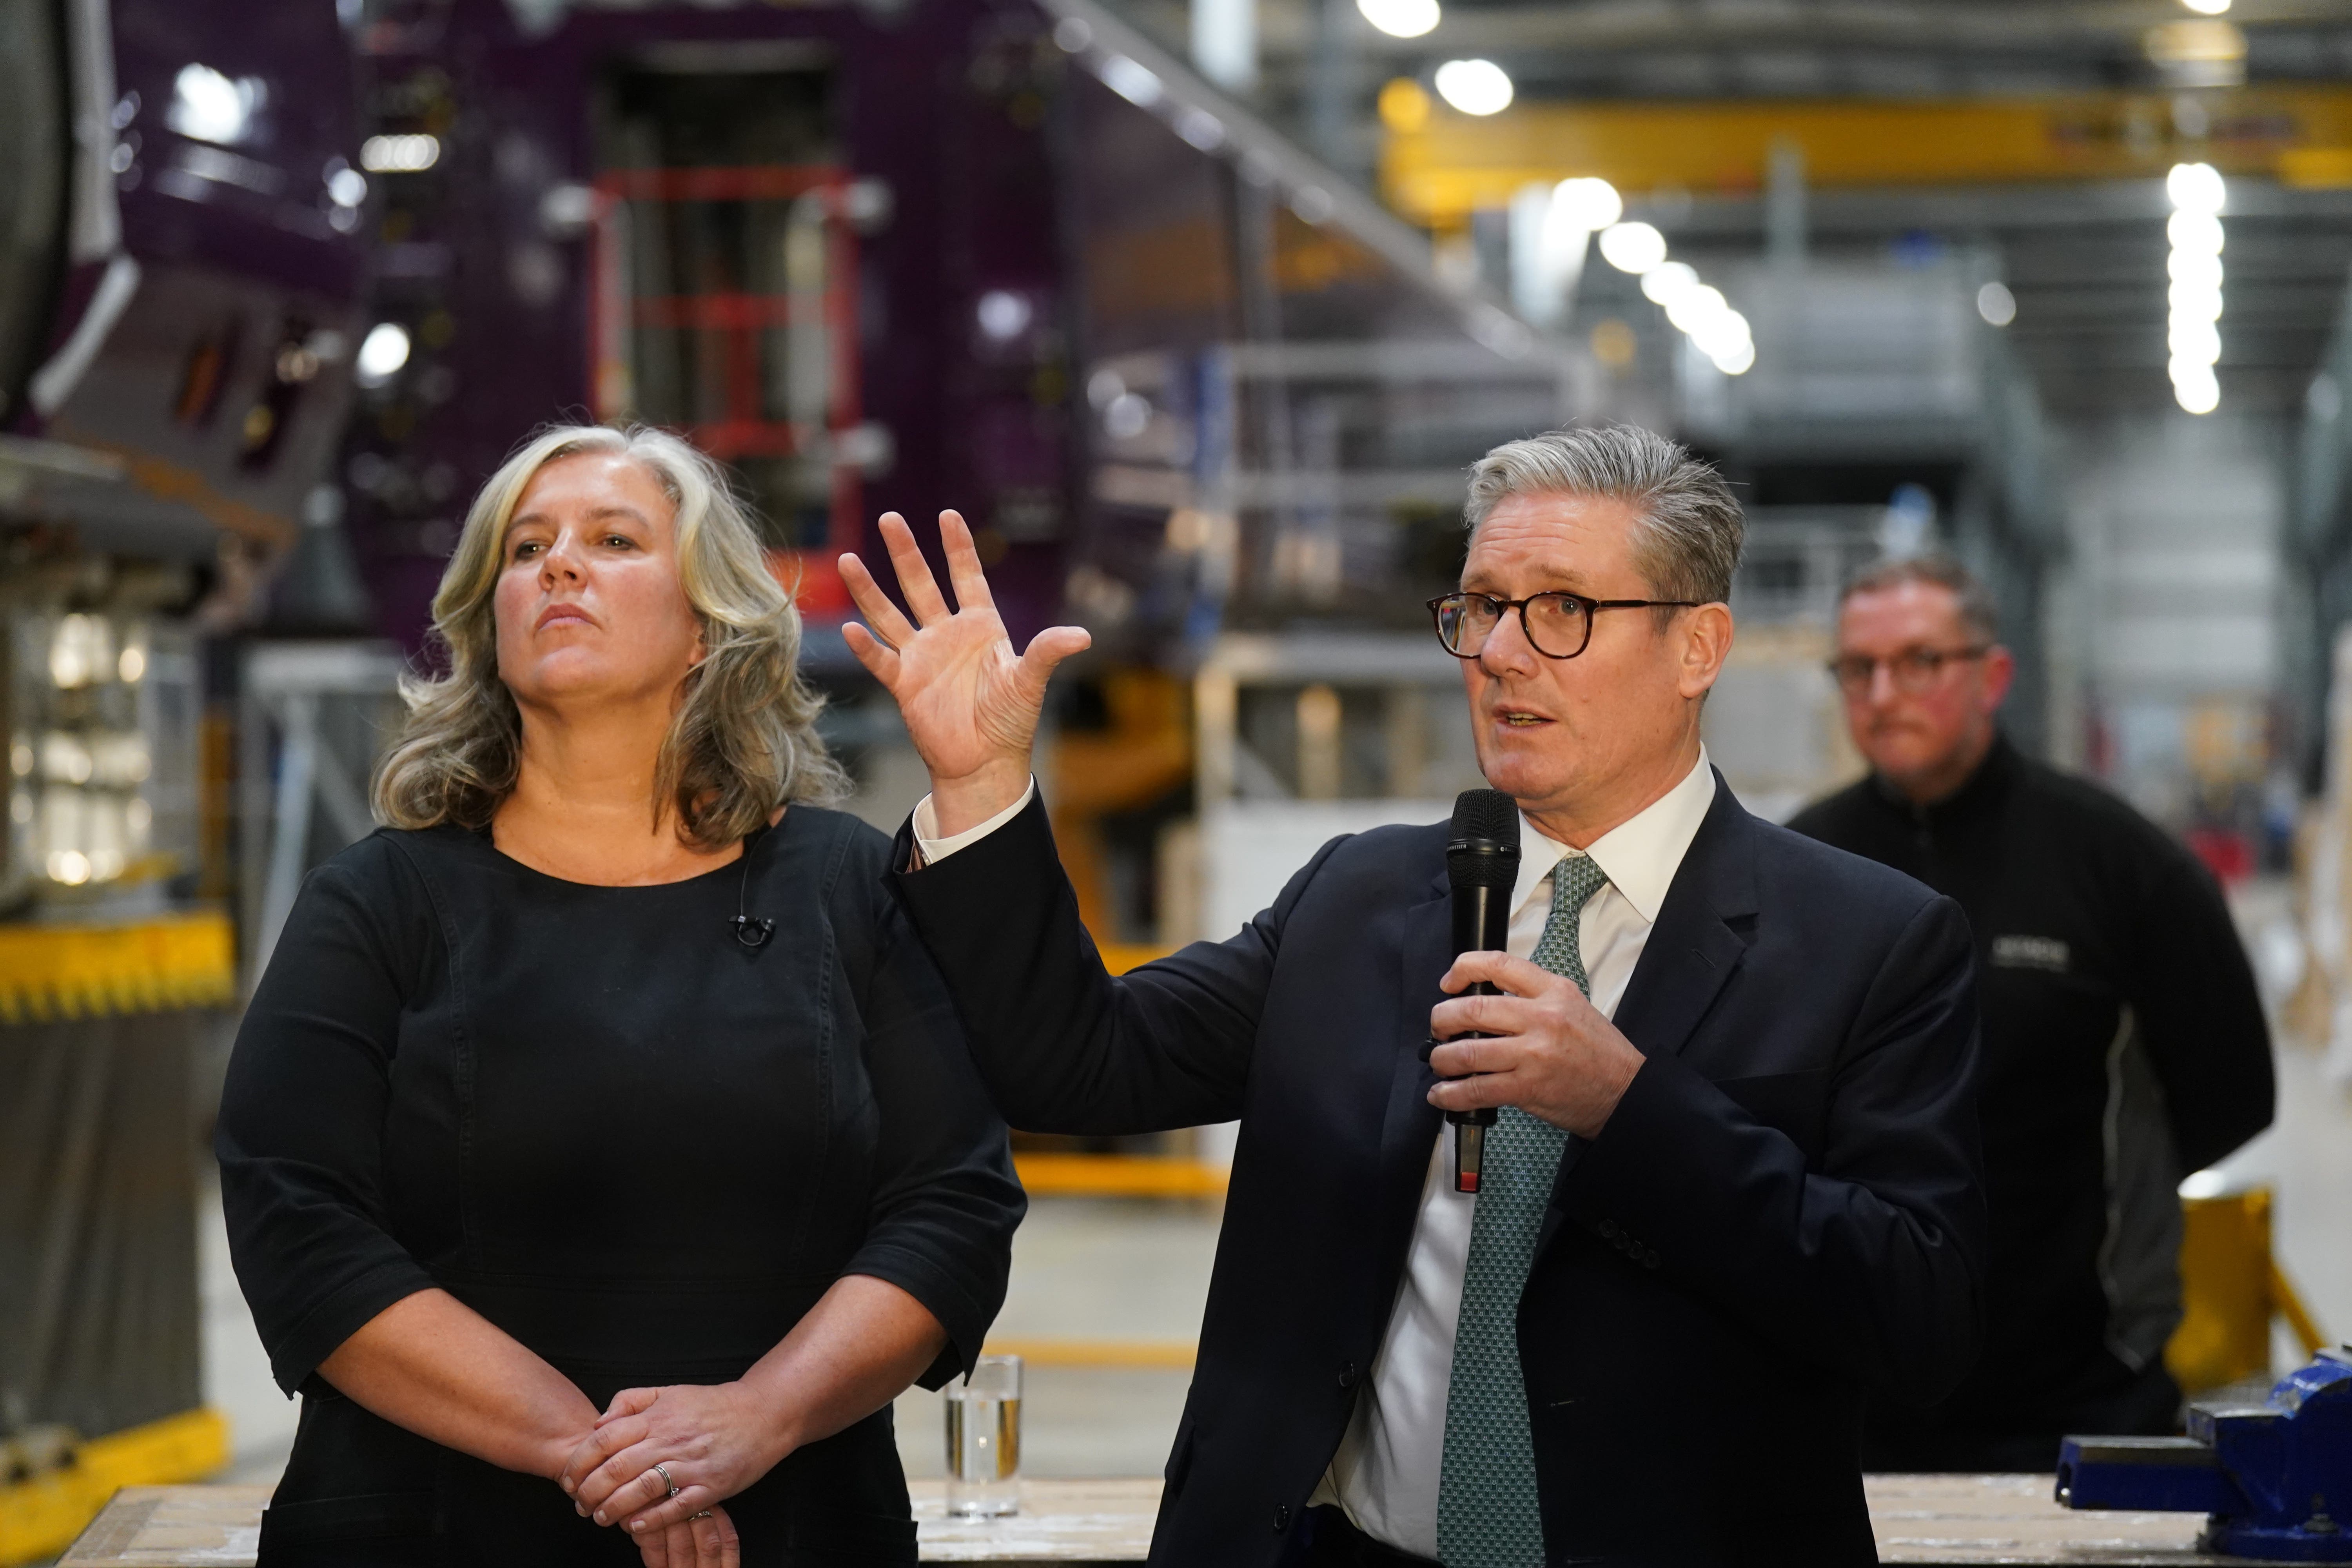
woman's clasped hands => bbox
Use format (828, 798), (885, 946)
(561, 1381), (791, 1568)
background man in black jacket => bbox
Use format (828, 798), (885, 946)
(1789, 553), (2274, 1472)
(839, 425), (1986, 1567)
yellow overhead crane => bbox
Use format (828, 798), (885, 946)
(1378, 81), (2352, 229)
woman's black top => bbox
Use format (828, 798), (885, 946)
(216, 808), (1024, 1566)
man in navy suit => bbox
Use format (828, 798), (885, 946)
(839, 425), (1985, 1568)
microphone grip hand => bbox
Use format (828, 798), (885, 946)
(1426, 980), (1502, 1127)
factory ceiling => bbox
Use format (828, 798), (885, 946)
(1209, 1), (2352, 100)
(1099, 0), (2352, 418)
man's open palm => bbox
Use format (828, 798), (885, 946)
(838, 511), (1089, 820)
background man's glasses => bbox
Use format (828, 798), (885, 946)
(1428, 591), (1700, 661)
(1828, 646), (1990, 695)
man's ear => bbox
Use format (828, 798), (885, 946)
(1677, 603), (1735, 700)
(1979, 643), (2016, 713)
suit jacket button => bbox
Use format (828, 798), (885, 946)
(1644, 1251), (1661, 1269)
(1599, 1220), (1618, 1239)
(1274, 1504), (1292, 1532)
(1339, 1361), (1358, 1390)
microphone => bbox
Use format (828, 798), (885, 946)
(1432, 788), (1519, 1194)
(732, 845), (775, 948)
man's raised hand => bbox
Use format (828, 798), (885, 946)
(838, 510), (1090, 836)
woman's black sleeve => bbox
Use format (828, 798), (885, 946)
(837, 845), (1027, 1389)
(215, 835), (440, 1394)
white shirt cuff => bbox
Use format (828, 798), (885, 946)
(911, 777), (1038, 866)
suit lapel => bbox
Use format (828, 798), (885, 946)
(1538, 779), (1762, 1243)
(1608, 778), (1760, 1063)
(1377, 877), (1451, 1218)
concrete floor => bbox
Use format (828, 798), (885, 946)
(2212, 880), (2352, 1356)
(2232, 1041), (2352, 1361)
(196, 877), (2352, 1490)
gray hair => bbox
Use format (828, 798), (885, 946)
(1840, 552), (1999, 642)
(372, 423), (847, 849)
(1464, 425), (1744, 605)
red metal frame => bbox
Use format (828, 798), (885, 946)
(587, 165), (864, 559)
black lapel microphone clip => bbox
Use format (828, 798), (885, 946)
(731, 829), (776, 949)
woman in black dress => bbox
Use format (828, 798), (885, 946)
(217, 424), (1023, 1568)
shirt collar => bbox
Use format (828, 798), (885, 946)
(1510, 748), (1717, 927)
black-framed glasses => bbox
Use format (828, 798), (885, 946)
(1427, 590), (1701, 661)
(1826, 646), (1990, 695)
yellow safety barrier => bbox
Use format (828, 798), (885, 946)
(0, 911), (236, 1024)
(0, 1408), (230, 1566)
(1013, 1154), (1230, 1200)
(2167, 1187), (2329, 1397)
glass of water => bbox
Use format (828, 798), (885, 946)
(943, 1353), (1022, 1517)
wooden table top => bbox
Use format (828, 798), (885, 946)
(58, 1474), (2262, 1566)
(914, 1478), (1158, 1562)
(58, 1486), (271, 1567)
(1862, 1474), (2242, 1565)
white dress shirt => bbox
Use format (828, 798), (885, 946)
(911, 781), (1039, 863)
(913, 752), (1719, 1559)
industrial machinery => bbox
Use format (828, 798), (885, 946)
(332, 0), (1583, 656)
(335, 0), (1095, 660)
(0, 0), (369, 1557)
(332, 0), (1586, 944)
(2058, 1347), (2352, 1561)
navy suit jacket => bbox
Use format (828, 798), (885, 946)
(890, 777), (1984, 1567)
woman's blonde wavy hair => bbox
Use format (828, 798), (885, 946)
(372, 423), (846, 849)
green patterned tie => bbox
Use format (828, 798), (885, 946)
(1437, 851), (1610, 1568)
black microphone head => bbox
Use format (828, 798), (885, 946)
(1446, 788), (1520, 892)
